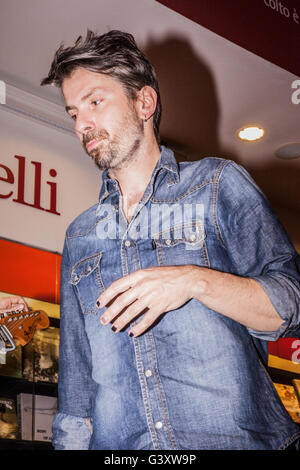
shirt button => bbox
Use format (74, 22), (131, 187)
(165, 239), (172, 246)
(155, 421), (163, 430)
(124, 240), (131, 247)
(189, 233), (197, 242)
(145, 369), (152, 378)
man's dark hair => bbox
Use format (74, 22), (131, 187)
(41, 30), (161, 143)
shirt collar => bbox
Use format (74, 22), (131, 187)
(98, 145), (180, 204)
(156, 145), (180, 184)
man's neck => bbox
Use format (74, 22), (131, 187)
(109, 138), (161, 222)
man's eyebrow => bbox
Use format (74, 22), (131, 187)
(65, 87), (105, 113)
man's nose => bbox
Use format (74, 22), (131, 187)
(75, 112), (96, 136)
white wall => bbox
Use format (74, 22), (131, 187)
(0, 106), (102, 254)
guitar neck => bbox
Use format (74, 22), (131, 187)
(0, 308), (50, 347)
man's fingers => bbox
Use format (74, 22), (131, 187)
(0, 296), (28, 312)
(96, 266), (189, 337)
(127, 308), (162, 338)
(97, 271), (142, 308)
(110, 299), (150, 333)
(100, 284), (145, 324)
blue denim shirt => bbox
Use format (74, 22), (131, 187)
(52, 146), (300, 450)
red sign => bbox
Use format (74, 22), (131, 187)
(269, 338), (300, 363)
(156, 0), (300, 77)
(0, 238), (61, 304)
(0, 155), (60, 216)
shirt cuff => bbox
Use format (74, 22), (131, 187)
(52, 412), (92, 450)
(247, 274), (300, 341)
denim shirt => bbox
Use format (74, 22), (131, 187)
(52, 146), (300, 450)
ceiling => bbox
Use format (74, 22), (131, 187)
(0, 0), (299, 247)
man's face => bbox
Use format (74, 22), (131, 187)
(62, 68), (144, 170)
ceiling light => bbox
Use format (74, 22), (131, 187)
(238, 126), (265, 142)
(275, 143), (300, 160)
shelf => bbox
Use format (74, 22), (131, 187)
(0, 375), (57, 397)
(268, 366), (300, 386)
(0, 438), (53, 450)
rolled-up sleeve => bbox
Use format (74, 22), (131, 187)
(52, 238), (97, 449)
(217, 161), (300, 341)
(52, 413), (93, 450)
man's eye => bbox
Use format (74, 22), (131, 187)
(92, 99), (101, 106)
(70, 115), (77, 121)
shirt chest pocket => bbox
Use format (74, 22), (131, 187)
(153, 223), (209, 267)
(70, 252), (104, 314)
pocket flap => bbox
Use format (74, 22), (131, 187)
(70, 252), (102, 285)
(154, 223), (205, 247)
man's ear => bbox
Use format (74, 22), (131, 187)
(136, 86), (157, 121)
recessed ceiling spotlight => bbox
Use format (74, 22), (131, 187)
(238, 126), (265, 142)
(275, 143), (300, 160)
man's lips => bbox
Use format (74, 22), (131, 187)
(86, 139), (101, 152)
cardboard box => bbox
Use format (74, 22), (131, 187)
(18, 393), (57, 441)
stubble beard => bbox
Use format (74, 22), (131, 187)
(83, 109), (144, 171)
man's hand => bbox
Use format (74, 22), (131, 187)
(97, 263), (284, 337)
(96, 265), (200, 337)
(0, 296), (29, 314)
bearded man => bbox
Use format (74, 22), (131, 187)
(41, 30), (300, 450)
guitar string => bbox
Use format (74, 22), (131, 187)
(1, 315), (28, 334)
(9, 318), (37, 334)
(9, 316), (42, 334)
(1, 311), (48, 344)
(5, 313), (42, 335)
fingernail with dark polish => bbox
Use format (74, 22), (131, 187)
(111, 326), (117, 332)
(96, 300), (101, 307)
(129, 332), (134, 337)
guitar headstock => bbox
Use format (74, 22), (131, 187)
(0, 308), (50, 347)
